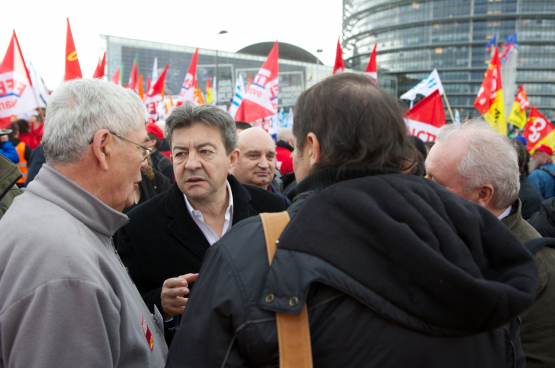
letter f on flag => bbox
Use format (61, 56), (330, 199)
(64, 18), (82, 82)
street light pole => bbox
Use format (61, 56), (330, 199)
(316, 49), (323, 85)
(215, 30), (228, 104)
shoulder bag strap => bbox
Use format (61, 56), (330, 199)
(540, 167), (555, 179)
(260, 212), (313, 368)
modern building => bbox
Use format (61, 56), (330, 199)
(100, 35), (345, 111)
(343, 0), (555, 122)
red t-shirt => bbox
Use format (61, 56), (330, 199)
(276, 146), (293, 174)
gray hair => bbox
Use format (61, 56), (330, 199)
(43, 78), (148, 164)
(277, 128), (292, 142)
(436, 119), (520, 209)
(165, 102), (236, 154)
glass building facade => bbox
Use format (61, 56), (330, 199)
(343, 0), (555, 122)
(100, 35), (343, 111)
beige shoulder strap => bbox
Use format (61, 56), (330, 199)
(260, 212), (313, 368)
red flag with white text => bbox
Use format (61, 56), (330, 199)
(234, 41), (279, 122)
(0, 31), (37, 129)
(176, 48), (198, 106)
(333, 39), (344, 75)
(405, 90), (446, 142)
(364, 44), (377, 82)
(523, 107), (555, 151)
(64, 18), (82, 81)
(144, 64), (168, 123)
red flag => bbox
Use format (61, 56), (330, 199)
(235, 41), (279, 122)
(333, 38), (344, 75)
(146, 77), (151, 94)
(128, 54), (139, 93)
(176, 48), (199, 106)
(109, 67), (121, 85)
(516, 85), (530, 112)
(92, 52), (106, 79)
(64, 18), (82, 81)
(0, 30), (37, 129)
(144, 64), (169, 123)
(405, 90), (446, 142)
(364, 44), (377, 82)
(523, 107), (555, 151)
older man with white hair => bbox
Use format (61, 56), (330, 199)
(0, 79), (168, 367)
(426, 120), (555, 368)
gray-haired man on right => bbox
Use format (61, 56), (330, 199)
(426, 121), (555, 368)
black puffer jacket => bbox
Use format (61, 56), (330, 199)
(529, 197), (555, 237)
(166, 169), (538, 368)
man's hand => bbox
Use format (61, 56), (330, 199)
(161, 273), (199, 317)
(0, 135), (7, 143)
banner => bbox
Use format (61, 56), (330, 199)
(144, 64), (168, 123)
(0, 31), (37, 129)
(507, 85), (530, 129)
(474, 47), (506, 135)
(523, 107), (555, 152)
(235, 41), (279, 122)
(28, 61), (49, 108)
(364, 44), (377, 82)
(229, 74), (245, 119)
(92, 52), (106, 79)
(405, 90), (446, 142)
(333, 38), (344, 75)
(401, 69), (444, 101)
(176, 48), (198, 106)
(64, 18), (82, 81)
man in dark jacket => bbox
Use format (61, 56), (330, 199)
(117, 103), (288, 341)
(166, 74), (537, 368)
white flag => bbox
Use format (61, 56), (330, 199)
(278, 108), (286, 128)
(400, 69), (444, 101)
(212, 76), (218, 105)
(151, 57), (158, 86)
(454, 109), (460, 125)
(228, 74), (245, 120)
(28, 61), (49, 108)
(287, 107), (294, 128)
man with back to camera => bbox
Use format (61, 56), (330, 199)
(275, 127), (294, 174)
(165, 73), (537, 368)
(117, 103), (289, 343)
(0, 78), (168, 367)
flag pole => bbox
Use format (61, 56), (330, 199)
(442, 92), (456, 124)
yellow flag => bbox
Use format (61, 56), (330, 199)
(483, 88), (507, 135)
(206, 77), (214, 104)
(507, 101), (527, 129)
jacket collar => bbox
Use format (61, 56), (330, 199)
(27, 165), (128, 237)
(276, 140), (294, 151)
(164, 174), (253, 260)
(288, 167), (400, 200)
(501, 199), (523, 230)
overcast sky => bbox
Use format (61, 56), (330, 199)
(2, 0), (343, 88)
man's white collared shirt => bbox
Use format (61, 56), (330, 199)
(184, 181), (234, 245)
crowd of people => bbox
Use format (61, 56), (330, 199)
(0, 73), (554, 367)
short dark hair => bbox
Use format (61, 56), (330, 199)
(17, 119), (30, 134)
(235, 121), (252, 131)
(512, 138), (527, 174)
(293, 73), (417, 173)
(148, 133), (162, 150)
(10, 122), (20, 136)
(165, 103), (236, 155)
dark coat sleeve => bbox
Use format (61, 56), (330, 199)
(158, 156), (175, 183)
(117, 224), (164, 312)
(25, 145), (45, 186)
(165, 244), (247, 368)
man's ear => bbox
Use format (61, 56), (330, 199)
(474, 184), (495, 208)
(91, 129), (111, 171)
(306, 132), (321, 170)
(228, 148), (240, 174)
